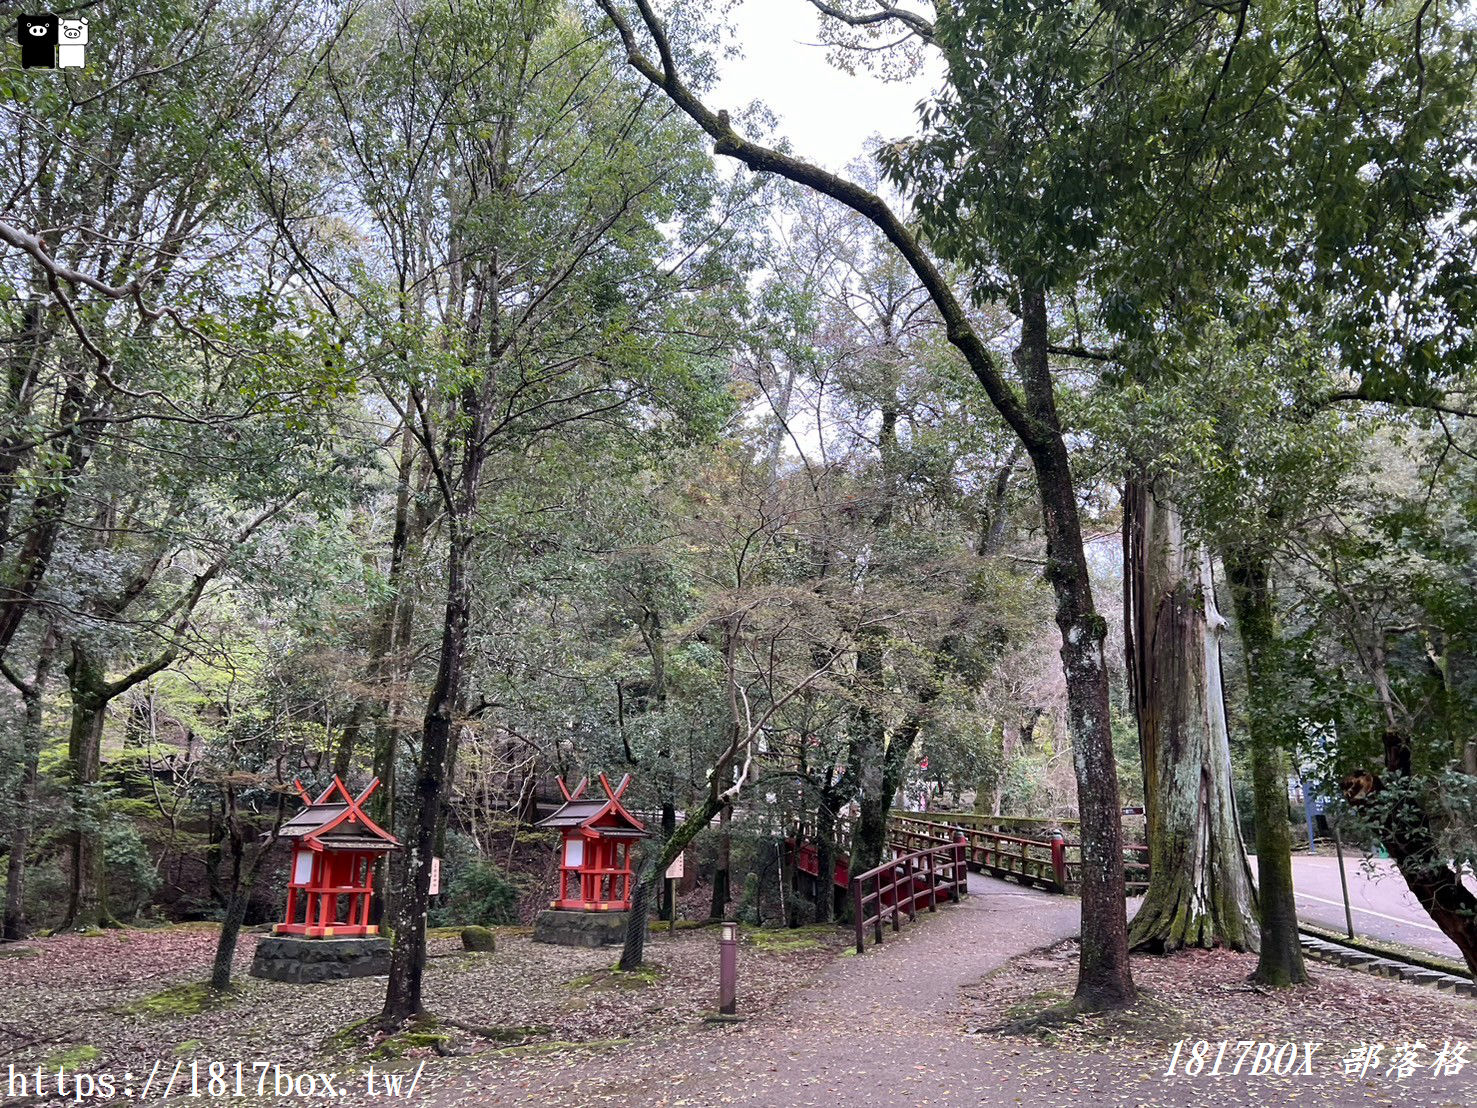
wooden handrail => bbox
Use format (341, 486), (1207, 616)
(849, 840), (967, 954)
(891, 812), (1151, 896)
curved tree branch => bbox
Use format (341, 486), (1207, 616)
(801, 0), (936, 43)
(594, 0), (1044, 451)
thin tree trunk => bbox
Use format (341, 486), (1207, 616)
(659, 803), (676, 921)
(339, 414), (419, 781)
(1125, 483), (1257, 951)
(3, 626), (57, 940)
(813, 793), (838, 924)
(1224, 550), (1307, 986)
(380, 362), (484, 1028)
(381, 530), (472, 1028)
(209, 792), (286, 991)
(210, 807), (248, 992)
(1017, 287), (1135, 1010)
(709, 803), (731, 918)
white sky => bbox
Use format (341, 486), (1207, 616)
(714, 0), (940, 171)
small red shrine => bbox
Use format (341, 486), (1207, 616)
(273, 776), (399, 938)
(536, 774), (647, 911)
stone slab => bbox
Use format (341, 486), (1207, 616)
(532, 909), (637, 948)
(249, 936), (391, 983)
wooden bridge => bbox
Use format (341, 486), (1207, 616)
(787, 810), (1150, 953)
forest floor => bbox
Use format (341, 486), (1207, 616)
(0, 877), (1473, 1106)
(0, 918), (845, 1106)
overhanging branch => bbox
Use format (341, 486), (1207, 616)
(595, 0), (1045, 452)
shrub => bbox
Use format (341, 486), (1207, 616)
(430, 858), (522, 927)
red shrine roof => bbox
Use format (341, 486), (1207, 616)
(536, 774), (648, 838)
(280, 776), (400, 852)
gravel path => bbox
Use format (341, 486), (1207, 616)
(413, 874), (1079, 1106)
(405, 873), (1474, 1108)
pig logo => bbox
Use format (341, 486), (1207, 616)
(17, 14), (58, 68)
(57, 16), (86, 68)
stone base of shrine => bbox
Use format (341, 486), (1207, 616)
(249, 936), (392, 983)
(532, 909), (637, 948)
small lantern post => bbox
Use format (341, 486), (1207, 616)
(719, 920), (738, 1015)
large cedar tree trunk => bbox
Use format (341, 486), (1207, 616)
(1124, 484), (1257, 951)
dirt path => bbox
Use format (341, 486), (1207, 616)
(388, 872), (1074, 1106)
(401, 874), (1473, 1108)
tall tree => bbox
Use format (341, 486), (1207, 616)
(278, 0), (749, 1026)
(596, 0), (1137, 1011)
(1124, 486), (1257, 952)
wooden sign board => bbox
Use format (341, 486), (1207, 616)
(664, 853), (684, 880)
(429, 856), (442, 895)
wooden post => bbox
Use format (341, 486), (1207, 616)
(1050, 831), (1067, 892)
(926, 850), (937, 912)
(853, 878), (864, 954)
(953, 832), (967, 901)
(873, 874), (883, 946)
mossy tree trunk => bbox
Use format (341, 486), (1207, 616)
(619, 790), (723, 970)
(3, 625), (57, 940)
(1224, 550), (1307, 986)
(1125, 483), (1257, 952)
(62, 643), (113, 931)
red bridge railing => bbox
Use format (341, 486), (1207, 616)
(850, 840), (968, 954)
(890, 813), (1150, 895)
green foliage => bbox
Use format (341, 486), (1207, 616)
(102, 822), (160, 922)
(430, 859), (524, 928)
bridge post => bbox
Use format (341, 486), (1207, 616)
(1049, 830), (1067, 891)
(953, 831), (967, 901)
